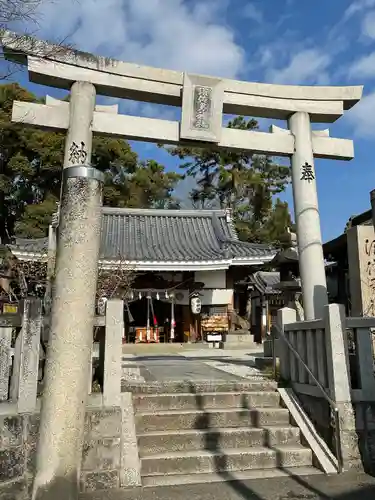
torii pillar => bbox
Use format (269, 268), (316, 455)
(32, 82), (104, 500)
(289, 112), (328, 320)
(272, 121), (334, 320)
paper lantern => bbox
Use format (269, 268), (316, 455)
(191, 297), (202, 315)
(97, 296), (107, 316)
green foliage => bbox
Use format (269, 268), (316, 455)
(102, 159), (181, 209)
(163, 116), (293, 246)
(0, 83), (181, 240)
(14, 197), (58, 238)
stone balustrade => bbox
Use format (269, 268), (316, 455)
(0, 299), (141, 495)
(277, 304), (375, 472)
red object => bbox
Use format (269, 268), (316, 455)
(135, 327), (160, 343)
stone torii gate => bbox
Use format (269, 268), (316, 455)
(1, 31), (362, 499)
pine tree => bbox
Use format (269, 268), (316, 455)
(163, 116), (293, 246)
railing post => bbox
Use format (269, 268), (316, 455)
(324, 304), (351, 402)
(0, 326), (12, 401)
(356, 327), (375, 400)
(103, 300), (123, 407)
(324, 303), (361, 469)
(10, 299), (42, 413)
(277, 307), (296, 381)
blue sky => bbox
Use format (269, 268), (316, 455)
(5, 0), (375, 242)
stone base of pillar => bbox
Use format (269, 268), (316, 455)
(33, 475), (79, 500)
(335, 403), (363, 471)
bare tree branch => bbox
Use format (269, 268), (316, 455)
(1, 244), (136, 305)
(0, 0), (42, 26)
(96, 258), (136, 302)
(0, 1), (75, 80)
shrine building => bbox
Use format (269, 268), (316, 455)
(9, 207), (276, 343)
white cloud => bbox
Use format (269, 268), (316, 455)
(258, 47), (273, 66)
(243, 3), (263, 23)
(344, 0), (375, 20)
(345, 90), (375, 137)
(361, 9), (375, 38)
(266, 49), (331, 85)
(349, 51), (375, 78)
(34, 0), (244, 79)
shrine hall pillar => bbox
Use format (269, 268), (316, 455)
(33, 81), (103, 500)
(288, 111), (328, 320)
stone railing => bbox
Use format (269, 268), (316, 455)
(277, 303), (375, 471)
(0, 298), (138, 495)
(0, 298), (124, 411)
(277, 305), (375, 402)
(0, 299), (42, 413)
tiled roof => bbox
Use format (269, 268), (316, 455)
(10, 208), (276, 268)
(100, 208), (275, 264)
(250, 271), (281, 295)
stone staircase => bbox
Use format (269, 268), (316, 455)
(131, 380), (321, 487)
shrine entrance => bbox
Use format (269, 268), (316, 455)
(0, 29), (363, 500)
(125, 295), (184, 344)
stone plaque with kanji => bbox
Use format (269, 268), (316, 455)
(180, 73), (224, 143)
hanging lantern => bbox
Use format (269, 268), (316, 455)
(129, 290), (134, 301)
(165, 290), (169, 299)
(97, 296), (107, 316)
(191, 296), (202, 315)
(156, 292), (160, 300)
(138, 291), (142, 300)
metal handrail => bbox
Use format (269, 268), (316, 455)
(272, 324), (343, 474)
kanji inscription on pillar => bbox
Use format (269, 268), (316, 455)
(364, 238), (375, 315)
(180, 73), (224, 143)
(300, 162), (315, 182)
(69, 141), (88, 164)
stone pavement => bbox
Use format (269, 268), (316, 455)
(79, 472), (375, 500)
(121, 348), (266, 384)
(135, 356), (243, 382)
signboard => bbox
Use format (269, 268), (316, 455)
(205, 332), (224, 342)
(2, 303), (18, 314)
(201, 315), (228, 331)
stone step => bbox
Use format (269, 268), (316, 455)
(133, 391), (281, 412)
(138, 426), (301, 455)
(225, 334), (259, 346)
(141, 445), (313, 476)
(122, 379), (277, 394)
(142, 466), (322, 487)
(135, 407), (290, 433)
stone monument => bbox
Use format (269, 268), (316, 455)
(347, 224), (375, 316)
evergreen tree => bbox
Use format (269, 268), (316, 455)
(163, 116), (293, 246)
(0, 83), (181, 240)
